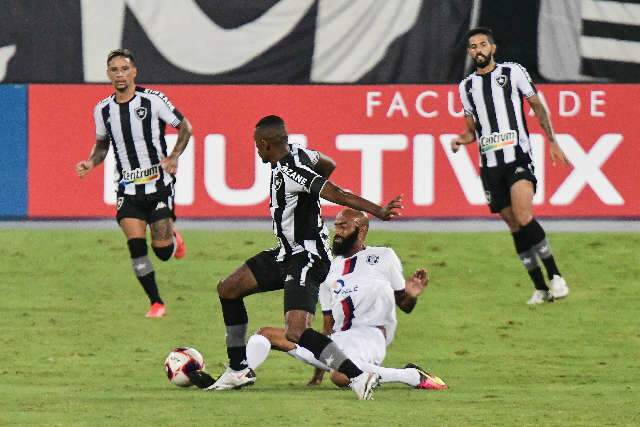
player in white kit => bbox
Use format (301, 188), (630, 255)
(244, 208), (447, 390)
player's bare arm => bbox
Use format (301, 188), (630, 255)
(320, 182), (402, 221)
(160, 118), (193, 174)
(526, 94), (570, 166)
(395, 268), (428, 313)
(451, 115), (476, 153)
(313, 152), (336, 179)
(75, 138), (110, 177)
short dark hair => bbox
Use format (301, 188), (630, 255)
(255, 115), (285, 129)
(107, 48), (136, 66)
(465, 27), (495, 46)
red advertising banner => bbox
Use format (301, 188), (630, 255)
(28, 84), (639, 218)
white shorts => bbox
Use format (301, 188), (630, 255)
(330, 327), (386, 369)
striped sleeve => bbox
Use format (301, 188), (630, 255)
(93, 102), (108, 140)
(459, 80), (474, 116)
(146, 89), (184, 128)
(511, 63), (537, 98)
(280, 151), (327, 194)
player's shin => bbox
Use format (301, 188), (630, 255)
(127, 238), (163, 304)
(298, 328), (362, 379)
(359, 362), (420, 387)
(219, 297), (249, 371)
(246, 334), (271, 370)
(523, 219), (562, 280)
(512, 230), (549, 291)
(287, 345), (330, 371)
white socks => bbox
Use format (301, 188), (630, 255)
(287, 345), (330, 372)
(246, 334), (271, 370)
(359, 362), (421, 387)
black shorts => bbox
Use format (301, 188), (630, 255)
(245, 249), (330, 315)
(115, 189), (176, 224)
(480, 160), (537, 213)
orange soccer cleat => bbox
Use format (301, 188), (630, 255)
(146, 302), (166, 318)
(173, 230), (186, 259)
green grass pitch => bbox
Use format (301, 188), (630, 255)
(1, 229), (639, 426)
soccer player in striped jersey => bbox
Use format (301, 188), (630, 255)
(75, 49), (192, 318)
(190, 116), (402, 400)
(243, 208), (447, 391)
(452, 28), (570, 305)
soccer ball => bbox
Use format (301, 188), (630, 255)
(164, 347), (205, 387)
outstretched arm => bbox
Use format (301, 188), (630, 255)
(395, 268), (428, 313)
(75, 138), (110, 177)
(526, 95), (569, 166)
(320, 182), (402, 221)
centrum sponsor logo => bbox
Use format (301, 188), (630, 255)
(120, 164), (161, 186)
(480, 130), (517, 153)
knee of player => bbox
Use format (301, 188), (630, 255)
(152, 244), (174, 261)
(284, 327), (303, 343)
(217, 279), (237, 299)
(330, 371), (350, 388)
(515, 213), (533, 227)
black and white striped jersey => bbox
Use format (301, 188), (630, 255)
(459, 62), (537, 168)
(270, 144), (330, 262)
(93, 86), (184, 196)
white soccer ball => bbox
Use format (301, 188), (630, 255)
(164, 347), (205, 387)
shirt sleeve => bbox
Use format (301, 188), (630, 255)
(93, 104), (108, 140)
(385, 248), (406, 292)
(152, 91), (184, 128)
(459, 81), (474, 117)
(300, 147), (320, 165)
(512, 64), (537, 98)
(280, 160), (327, 195)
(319, 268), (336, 313)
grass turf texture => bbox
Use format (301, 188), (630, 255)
(0, 229), (638, 426)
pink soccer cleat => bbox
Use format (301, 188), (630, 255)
(405, 363), (448, 390)
(146, 302), (166, 318)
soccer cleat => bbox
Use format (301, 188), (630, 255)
(404, 363), (448, 390)
(207, 366), (256, 390)
(349, 372), (380, 400)
(173, 230), (186, 259)
(186, 370), (217, 389)
(145, 302), (166, 318)
(549, 275), (569, 299)
(527, 289), (554, 305)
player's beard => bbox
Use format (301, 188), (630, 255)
(332, 227), (359, 256)
(473, 52), (493, 68)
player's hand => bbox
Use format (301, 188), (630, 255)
(307, 368), (325, 386)
(450, 138), (463, 153)
(549, 140), (570, 167)
(451, 133), (473, 153)
(405, 268), (428, 298)
(75, 160), (94, 178)
(376, 194), (403, 221)
(161, 154), (179, 175)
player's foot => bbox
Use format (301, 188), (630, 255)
(186, 370), (217, 389)
(173, 230), (186, 259)
(207, 366), (256, 390)
(404, 363), (448, 390)
(145, 302), (166, 318)
(549, 275), (569, 299)
(527, 289), (554, 305)
(349, 372), (380, 400)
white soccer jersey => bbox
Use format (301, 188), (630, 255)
(319, 246), (405, 345)
(459, 62), (536, 168)
(93, 86), (184, 196)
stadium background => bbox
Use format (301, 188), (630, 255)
(1, 0), (639, 220)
